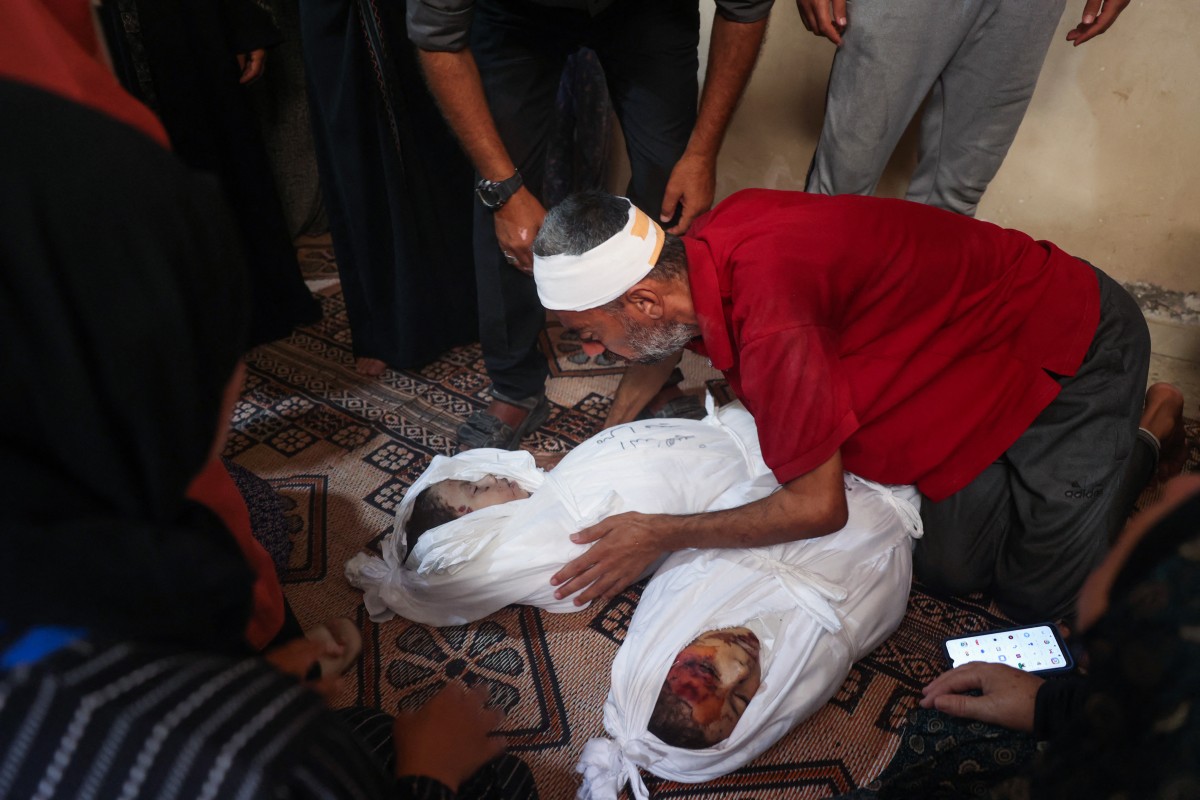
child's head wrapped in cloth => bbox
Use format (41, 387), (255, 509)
(345, 397), (781, 627)
(576, 475), (923, 800)
(405, 473), (533, 555)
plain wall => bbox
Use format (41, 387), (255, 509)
(688, 1), (1199, 294)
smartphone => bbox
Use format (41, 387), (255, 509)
(943, 622), (1074, 674)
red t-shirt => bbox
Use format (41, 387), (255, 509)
(683, 190), (1100, 501)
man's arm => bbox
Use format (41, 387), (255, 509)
(661, 13), (768, 233)
(417, 49), (545, 273)
(549, 449), (848, 603)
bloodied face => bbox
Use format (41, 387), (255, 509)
(661, 627), (762, 745)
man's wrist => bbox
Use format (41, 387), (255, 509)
(658, 512), (699, 550)
(680, 146), (719, 168)
(476, 169), (523, 210)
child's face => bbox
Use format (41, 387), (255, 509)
(664, 627), (762, 745)
(435, 474), (530, 517)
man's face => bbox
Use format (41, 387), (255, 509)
(434, 474), (530, 517)
(664, 627), (762, 745)
(558, 307), (698, 365)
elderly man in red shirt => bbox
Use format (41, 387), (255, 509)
(532, 189), (1185, 622)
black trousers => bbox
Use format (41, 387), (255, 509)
(470, 0), (701, 400)
(915, 266), (1153, 622)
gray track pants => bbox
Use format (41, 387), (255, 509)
(806, 0), (1067, 215)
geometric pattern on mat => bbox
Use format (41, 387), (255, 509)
(227, 245), (1199, 800)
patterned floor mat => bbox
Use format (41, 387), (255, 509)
(226, 246), (1199, 799)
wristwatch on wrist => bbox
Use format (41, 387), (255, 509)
(475, 170), (523, 210)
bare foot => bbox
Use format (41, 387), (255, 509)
(355, 357), (387, 377)
(1140, 383), (1186, 480)
(306, 616), (363, 678)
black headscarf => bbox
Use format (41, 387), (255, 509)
(1030, 491), (1200, 799)
(0, 78), (255, 652)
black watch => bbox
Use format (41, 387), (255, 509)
(476, 170), (523, 210)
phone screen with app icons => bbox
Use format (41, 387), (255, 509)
(944, 624), (1074, 674)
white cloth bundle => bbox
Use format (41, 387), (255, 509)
(577, 476), (922, 800)
(346, 398), (779, 626)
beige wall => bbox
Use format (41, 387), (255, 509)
(695, 2), (1200, 293)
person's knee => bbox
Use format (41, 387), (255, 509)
(993, 578), (1079, 625)
(914, 485), (1009, 598)
(806, 141), (884, 197)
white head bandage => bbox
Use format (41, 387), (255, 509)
(534, 198), (664, 312)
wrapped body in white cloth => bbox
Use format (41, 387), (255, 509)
(576, 475), (922, 800)
(345, 398), (779, 626)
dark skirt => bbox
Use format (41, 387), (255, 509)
(297, 0), (478, 368)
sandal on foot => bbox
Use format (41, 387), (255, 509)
(456, 393), (550, 451)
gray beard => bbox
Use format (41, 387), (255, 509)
(618, 314), (700, 364)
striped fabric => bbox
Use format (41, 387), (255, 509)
(0, 638), (454, 800)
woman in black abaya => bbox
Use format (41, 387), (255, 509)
(101, 0), (321, 347)
(298, 0), (478, 374)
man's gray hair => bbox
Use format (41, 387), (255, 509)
(533, 191), (630, 257)
(534, 191), (689, 288)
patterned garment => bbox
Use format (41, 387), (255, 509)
(0, 639), (395, 799)
(0, 638), (535, 800)
(225, 457), (294, 577)
(1028, 493), (1200, 799)
(838, 492), (1200, 800)
(834, 709), (1039, 800)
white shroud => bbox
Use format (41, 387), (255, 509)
(576, 475), (922, 800)
(346, 398), (779, 626)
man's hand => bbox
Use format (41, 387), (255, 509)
(394, 682), (507, 790)
(550, 512), (667, 605)
(796, 0), (848, 46)
(1066, 0), (1130, 46)
(549, 451), (847, 604)
(236, 49), (267, 84)
(919, 662), (1043, 732)
(416, 49), (531, 268)
(494, 187), (546, 274)
(661, 151), (715, 234)
(662, 14), (766, 232)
